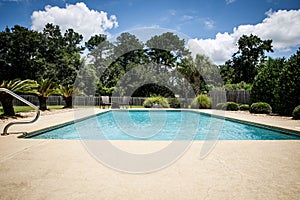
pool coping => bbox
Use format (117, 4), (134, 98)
(196, 109), (300, 137)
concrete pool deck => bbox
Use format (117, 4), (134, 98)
(0, 109), (299, 199)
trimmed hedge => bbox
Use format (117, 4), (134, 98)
(250, 102), (272, 114)
(143, 96), (170, 108)
(168, 98), (180, 108)
(191, 94), (212, 109)
(239, 104), (250, 111)
(224, 102), (239, 111)
(292, 105), (300, 120)
(216, 103), (226, 110)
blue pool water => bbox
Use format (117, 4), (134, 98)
(29, 110), (300, 140)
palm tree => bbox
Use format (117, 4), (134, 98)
(58, 85), (82, 108)
(35, 78), (58, 110)
(0, 79), (37, 116)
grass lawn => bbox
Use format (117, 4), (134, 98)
(0, 105), (144, 115)
(130, 105), (144, 108)
(0, 105), (64, 115)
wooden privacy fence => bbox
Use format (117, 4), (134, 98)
(11, 90), (251, 107)
(209, 90), (251, 107)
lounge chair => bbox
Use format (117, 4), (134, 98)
(100, 96), (112, 108)
(119, 96), (131, 109)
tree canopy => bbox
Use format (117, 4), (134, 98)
(220, 34), (273, 84)
(0, 24), (83, 85)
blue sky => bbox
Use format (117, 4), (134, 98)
(0, 0), (299, 64)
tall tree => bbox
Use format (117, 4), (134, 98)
(274, 48), (300, 115)
(220, 34), (273, 83)
(113, 32), (145, 71)
(98, 32), (144, 93)
(177, 54), (216, 95)
(146, 32), (190, 72)
(85, 34), (114, 78)
(0, 27), (12, 81)
(38, 24), (83, 85)
(251, 57), (285, 108)
(0, 26), (43, 81)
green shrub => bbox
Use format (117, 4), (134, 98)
(168, 98), (180, 108)
(250, 102), (272, 114)
(224, 81), (252, 91)
(224, 102), (239, 111)
(143, 96), (170, 108)
(216, 103), (225, 110)
(292, 105), (300, 120)
(191, 94), (212, 109)
(239, 104), (250, 111)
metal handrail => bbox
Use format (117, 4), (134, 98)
(0, 88), (40, 135)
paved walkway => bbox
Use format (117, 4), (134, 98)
(0, 109), (299, 199)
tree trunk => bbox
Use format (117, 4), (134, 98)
(63, 96), (73, 108)
(0, 94), (15, 116)
(194, 72), (201, 95)
(38, 96), (48, 110)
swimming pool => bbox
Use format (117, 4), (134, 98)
(28, 110), (300, 140)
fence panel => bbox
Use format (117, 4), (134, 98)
(9, 91), (251, 108)
(209, 90), (251, 107)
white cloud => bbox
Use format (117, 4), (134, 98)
(31, 2), (118, 41)
(204, 18), (215, 29)
(188, 9), (300, 64)
(225, 0), (236, 4)
(181, 15), (194, 21)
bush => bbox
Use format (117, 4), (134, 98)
(168, 98), (180, 108)
(216, 103), (225, 110)
(239, 104), (250, 111)
(191, 94), (212, 109)
(224, 102), (239, 111)
(250, 102), (272, 114)
(143, 96), (170, 108)
(292, 105), (300, 120)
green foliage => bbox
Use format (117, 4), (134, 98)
(220, 34), (273, 84)
(35, 78), (58, 110)
(216, 103), (225, 110)
(177, 54), (218, 95)
(0, 26), (43, 82)
(251, 57), (284, 109)
(0, 24), (83, 85)
(224, 102), (239, 111)
(250, 48), (300, 116)
(292, 105), (300, 120)
(250, 102), (272, 114)
(132, 83), (175, 98)
(224, 82), (252, 91)
(239, 104), (250, 111)
(274, 48), (300, 115)
(85, 34), (107, 51)
(58, 85), (82, 108)
(143, 96), (170, 108)
(76, 64), (99, 95)
(210, 81), (252, 91)
(191, 94), (212, 109)
(0, 79), (37, 116)
(168, 98), (180, 108)
(0, 79), (37, 94)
